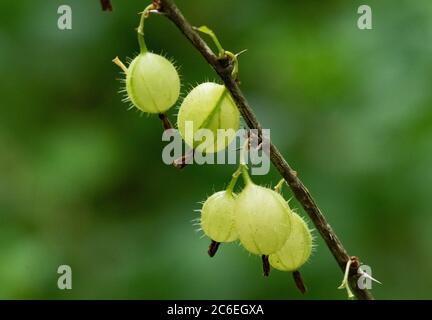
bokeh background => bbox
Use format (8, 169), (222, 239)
(0, 0), (431, 299)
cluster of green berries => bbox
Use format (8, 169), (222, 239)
(113, 4), (314, 293)
(113, 5), (239, 154)
(200, 164), (314, 291)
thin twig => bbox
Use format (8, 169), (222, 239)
(158, 0), (373, 300)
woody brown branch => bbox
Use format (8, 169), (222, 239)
(158, 0), (374, 300)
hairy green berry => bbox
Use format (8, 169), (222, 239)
(269, 213), (313, 272)
(200, 191), (238, 243)
(124, 53), (180, 113)
(113, 6), (181, 114)
(177, 82), (240, 153)
(235, 167), (293, 255)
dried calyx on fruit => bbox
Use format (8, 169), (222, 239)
(177, 82), (240, 153)
(113, 4), (180, 114)
(269, 209), (313, 293)
(269, 212), (313, 272)
(235, 165), (293, 276)
(252, 179), (313, 293)
(199, 168), (241, 257)
(197, 160), (313, 292)
(177, 25), (242, 154)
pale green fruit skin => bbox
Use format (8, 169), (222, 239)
(177, 82), (240, 153)
(126, 52), (180, 114)
(201, 191), (238, 243)
(269, 213), (312, 272)
(235, 184), (292, 255)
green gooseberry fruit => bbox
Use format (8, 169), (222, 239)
(200, 190), (238, 243)
(269, 212), (313, 272)
(113, 6), (180, 114)
(199, 168), (242, 257)
(177, 82), (240, 153)
(123, 52), (180, 114)
(235, 166), (293, 255)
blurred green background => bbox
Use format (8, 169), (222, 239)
(0, 0), (431, 299)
